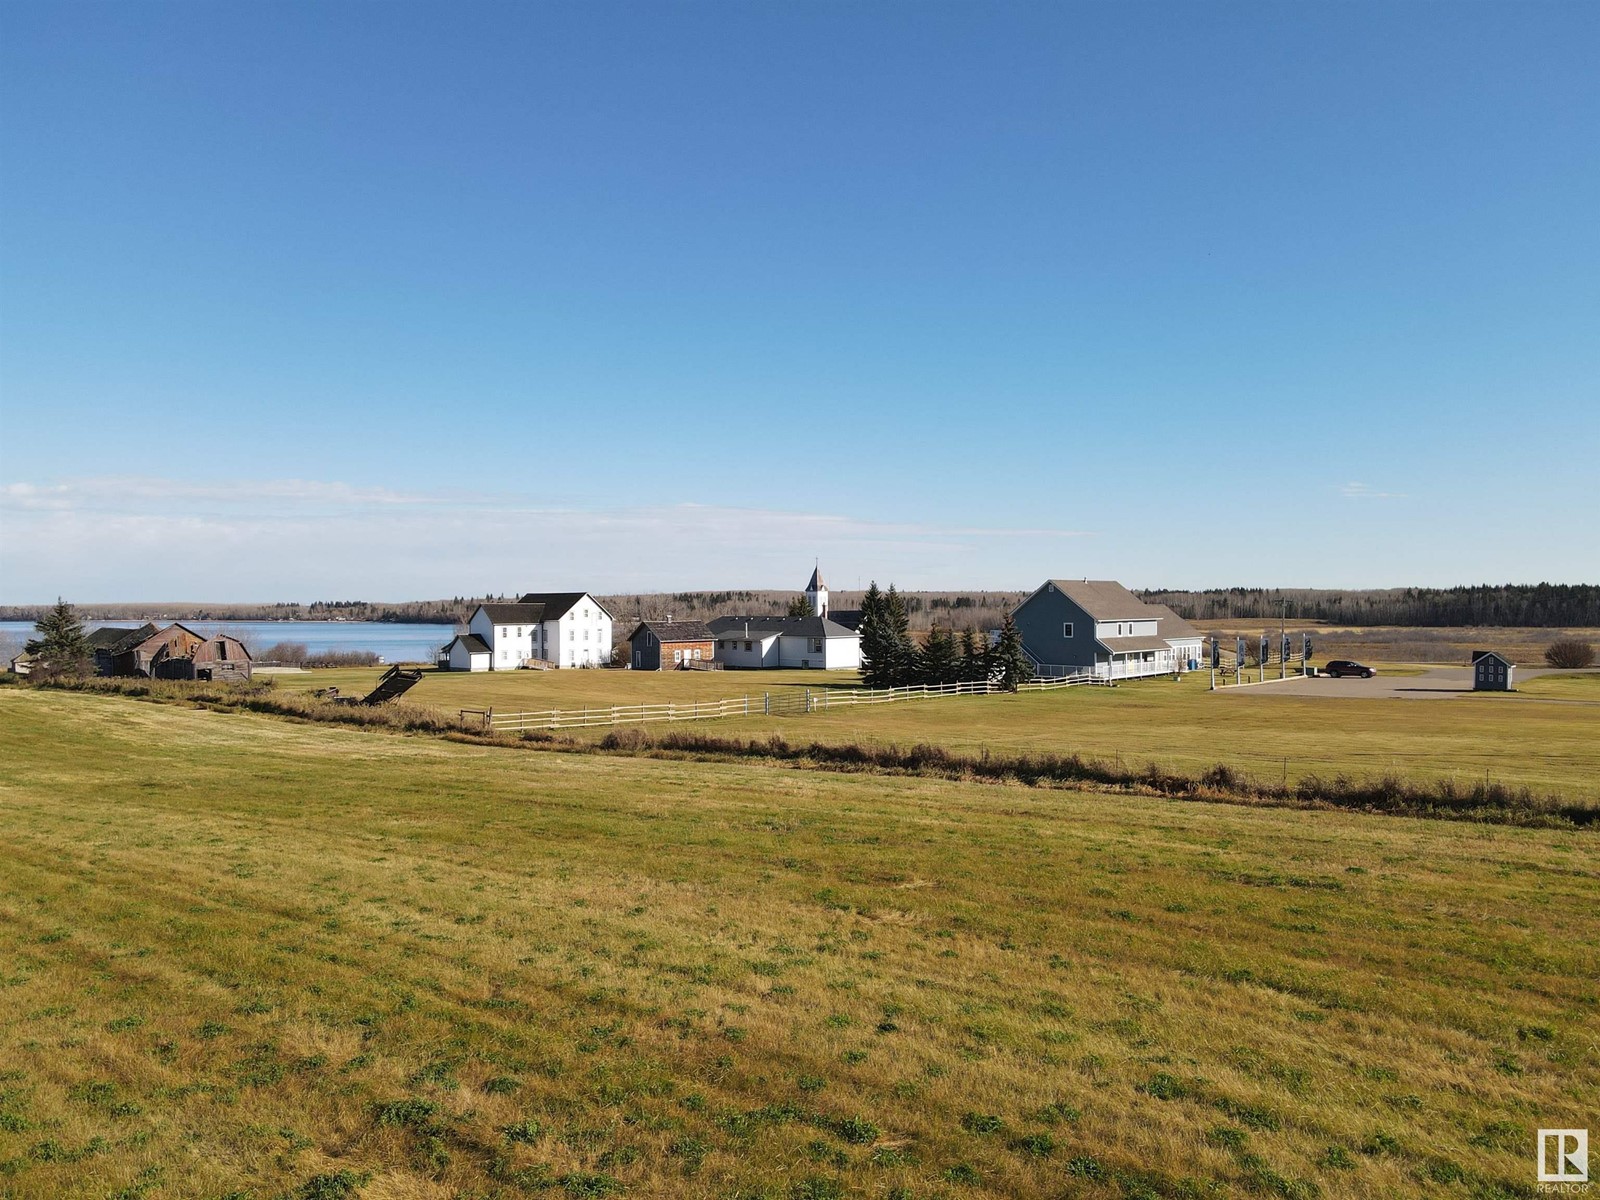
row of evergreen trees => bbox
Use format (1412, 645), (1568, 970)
(857, 583), (1031, 691)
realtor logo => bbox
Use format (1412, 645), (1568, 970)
(1539, 1129), (1588, 1184)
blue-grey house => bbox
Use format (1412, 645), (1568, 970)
(1010, 579), (1204, 680)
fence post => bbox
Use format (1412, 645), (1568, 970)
(486, 707), (493, 731)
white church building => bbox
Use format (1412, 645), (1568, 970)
(440, 592), (614, 671)
(709, 566), (862, 670)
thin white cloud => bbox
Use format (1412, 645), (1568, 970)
(0, 475), (1095, 600)
(1339, 481), (1408, 501)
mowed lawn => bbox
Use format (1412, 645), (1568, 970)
(269, 667), (1600, 799)
(272, 666), (831, 712)
(1, 690), (1596, 1199)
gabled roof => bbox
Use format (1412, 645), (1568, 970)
(518, 592), (611, 620)
(475, 603), (548, 624)
(1145, 603), (1202, 641)
(805, 566), (827, 592)
(1043, 579), (1156, 620)
(125, 623), (204, 655)
(629, 620), (716, 643)
(827, 609), (865, 632)
(1471, 650), (1513, 666)
(709, 615), (859, 639)
(445, 634), (491, 654)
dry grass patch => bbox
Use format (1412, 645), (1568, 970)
(0, 688), (1594, 1199)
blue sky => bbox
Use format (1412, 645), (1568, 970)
(2, 1), (1596, 601)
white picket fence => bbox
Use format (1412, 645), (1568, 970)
(460, 671), (1108, 733)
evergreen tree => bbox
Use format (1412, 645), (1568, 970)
(26, 598), (91, 675)
(991, 612), (1032, 692)
(786, 595), (813, 618)
(858, 582), (896, 689)
(958, 627), (986, 683)
(919, 625), (959, 684)
(883, 585), (915, 685)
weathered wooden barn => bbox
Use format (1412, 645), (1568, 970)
(171, 634), (253, 682)
(107, 624), (253, 681)
(91, 624), (158, 675)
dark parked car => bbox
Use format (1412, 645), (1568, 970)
(1322, 660), (1376, 679)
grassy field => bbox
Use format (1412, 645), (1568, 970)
(272, 666), (828, 712)
(1, 687), (1596, 1199)
(271, 666), (1600, 800)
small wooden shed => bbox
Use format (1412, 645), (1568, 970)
(1470, 650), (1515, 691)
(628, 619), (716, 670)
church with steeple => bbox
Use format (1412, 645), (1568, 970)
(704, 563), (863, 669)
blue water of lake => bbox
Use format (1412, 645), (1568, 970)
(0, 619), (457, 663)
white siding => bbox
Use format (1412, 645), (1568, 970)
(446, 640), (490, 672)
(715, 634), (781, 668)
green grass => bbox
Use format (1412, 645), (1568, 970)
(706, 673), (1600, 798)
(1515, 670), (1600, 701)
(1, 687), (1596, 1198)
(273, 665), (831, 711)
(269, 666), (1600, 800)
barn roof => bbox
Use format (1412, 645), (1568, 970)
(105, 623), (161, 654)
(85, 625), (145, 650)
(630, 620), (716, 643)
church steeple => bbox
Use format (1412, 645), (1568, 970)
(804, 564), (828, 618)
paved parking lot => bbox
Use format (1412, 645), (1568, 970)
(1222, 665), (1577, 700)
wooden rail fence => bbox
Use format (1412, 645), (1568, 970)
(458, 670), (1110, 733)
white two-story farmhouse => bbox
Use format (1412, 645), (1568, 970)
(440, 592), (614, 671)
(1010, 579), (1203, 681)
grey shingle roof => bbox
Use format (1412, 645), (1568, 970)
(517, 592), (611, 620)
(445, 634), (491, 654)
(1046, 580), (1156, 620)
(1095, 634), (1172, 653)
(629, 620), (716, 643)
(1145, 603), (1202, 640)
(708, 615), (858, 639)
(476, 603), (549, 624)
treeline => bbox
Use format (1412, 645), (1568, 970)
(857, 584), (1031, 690)
(1141, 584), (1600, 628)
(0, 597), (511, 625)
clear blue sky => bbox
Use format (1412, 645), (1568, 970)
(2, 1), (1596, 601)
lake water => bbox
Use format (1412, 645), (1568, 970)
(0, 619), (457, 663)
